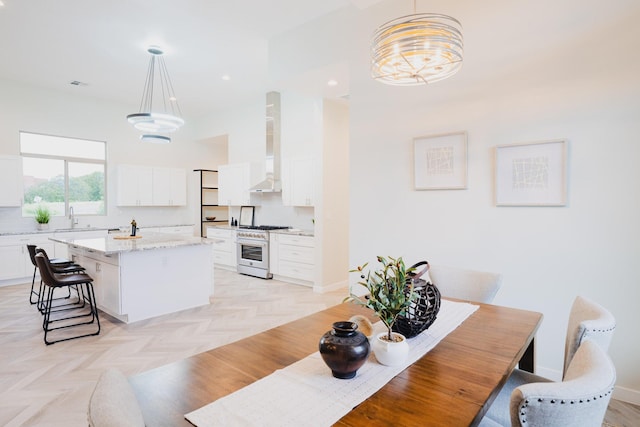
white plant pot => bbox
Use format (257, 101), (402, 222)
(372, 331), (409, 366)
(37, 223), (49, 231)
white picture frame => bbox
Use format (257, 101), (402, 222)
(414, 131), (467, 190)
(495, 139), (567, 206)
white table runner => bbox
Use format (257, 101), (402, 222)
(185, 300), (479, 427)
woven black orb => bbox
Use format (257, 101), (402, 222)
(393, 262), (441, 338)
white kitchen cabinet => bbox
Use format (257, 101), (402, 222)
(0, 244), (27, 280)
(152, 167), (187, 206)
(69, 247), (122, 316)
(271, 233), (315, 285)
(157, 225), (194, 236)
(207, 227), (236, 269)
(218, 163), (251, 206)
(282, 157), (314, 207)
(0, 156), (23, 207)
(116, 164), (153, 206)
(0, 233), (56, 281)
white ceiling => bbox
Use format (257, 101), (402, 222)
(0, 0), (384, 118)
(1, 0), (638, 123)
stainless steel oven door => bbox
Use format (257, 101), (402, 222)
(237, 238), (271, 278)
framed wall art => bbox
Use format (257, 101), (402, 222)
(495, 139), (567, 206)
(414, 131), (467, 190)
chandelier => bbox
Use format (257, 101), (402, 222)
(127, 46), (184, 142)
(371, 7), (463, 86)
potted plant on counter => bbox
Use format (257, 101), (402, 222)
(34, 205), (51, 230)
(345, 256), (416, 366)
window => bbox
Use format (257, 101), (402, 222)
(20, 132), (106, 217)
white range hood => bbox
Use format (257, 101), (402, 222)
(250, 91), (282, 193)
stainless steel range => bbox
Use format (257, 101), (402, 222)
(237, 225), (289, 279)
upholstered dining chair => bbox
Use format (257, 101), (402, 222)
(88, 368), (146, 427)
(427, 264), (502, 304)
(479, 340), (616, 427)
(563, 295), (616, 378)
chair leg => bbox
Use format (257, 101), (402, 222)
(43, 282), (101, 345)
(38, 283), (83, 315)
(29, 267), (39, 304)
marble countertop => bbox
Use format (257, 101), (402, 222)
(0, 224), (194, 237)
(49, 232), (211, 255)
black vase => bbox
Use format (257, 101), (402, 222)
(319, 321), (370, 379)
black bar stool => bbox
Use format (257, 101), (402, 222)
(35, 252), (100, 345)
(27, 244), (75, 305)
(36, 248), (85, 314)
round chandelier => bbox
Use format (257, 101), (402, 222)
(127, 46), (184, 141)
(371, 12), (463, 86)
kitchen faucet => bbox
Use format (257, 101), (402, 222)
(69, 206), (78, 228)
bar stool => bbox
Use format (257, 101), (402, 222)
(35, 252), (100, 345)
(27, 244), (74, 305)
(32, 247), (87, 313)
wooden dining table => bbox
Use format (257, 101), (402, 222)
(129, 300), (542, 426)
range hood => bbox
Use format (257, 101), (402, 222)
(250, 91), (282, 192)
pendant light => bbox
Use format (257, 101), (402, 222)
(371, 1), (463, 86)
(127, 46), (184, 142)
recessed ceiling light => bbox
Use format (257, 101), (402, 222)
(222, 74), (231, 81)
(327, 79), (338, 87)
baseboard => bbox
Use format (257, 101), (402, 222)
(535, 366), (562, 382)
(313, 279), (348, 294)
(612, 385), (640, 406)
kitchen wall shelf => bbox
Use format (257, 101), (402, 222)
(194, 169), (228, 237)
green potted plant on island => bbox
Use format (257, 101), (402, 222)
(345, 256), (416, 366)
(34, 205), (51, 231)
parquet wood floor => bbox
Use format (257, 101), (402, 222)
(0, 269), (637, 426)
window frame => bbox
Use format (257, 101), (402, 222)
(19, 131), (107, 217)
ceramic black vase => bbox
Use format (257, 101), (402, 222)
(319, 321), (370, 379)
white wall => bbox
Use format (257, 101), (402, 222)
(318, 99), (350, 291)
(348, 1), (640, 403)
(194, 91), (318, 230)
(0, 78), (223, 234)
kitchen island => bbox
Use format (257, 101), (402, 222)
(49, 233), (214, 323)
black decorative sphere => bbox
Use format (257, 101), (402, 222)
(319, 321), (370, 379)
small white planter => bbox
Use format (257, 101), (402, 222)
(372, 331), (409, 366)
(37, 223), (49, 231)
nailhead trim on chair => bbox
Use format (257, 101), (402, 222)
(519, 388), (614, 425)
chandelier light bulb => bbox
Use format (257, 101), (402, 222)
(371, 13), (463, 86)
(127, 46), (184, 140)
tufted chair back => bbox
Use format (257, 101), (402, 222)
(427, 265), (502, 304)
(563, 295), (616, 378)
(510, 340), (615, 427)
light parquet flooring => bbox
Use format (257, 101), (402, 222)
(0, 269), (346, 426)
(0, 269), (638, 426)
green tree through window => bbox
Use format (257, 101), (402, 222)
(20, 132), (106, 217)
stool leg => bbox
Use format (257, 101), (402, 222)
(29, 266), (38, 304)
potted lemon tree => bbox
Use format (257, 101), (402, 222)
(346, 256), (416, 366)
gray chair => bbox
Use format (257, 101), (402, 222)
(427, 264), (502, 303)
(480, 340), (616, 427)
(563, 295), (616, 378)
(481, 295), (616, 426)
(88, 369), (145, 427)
